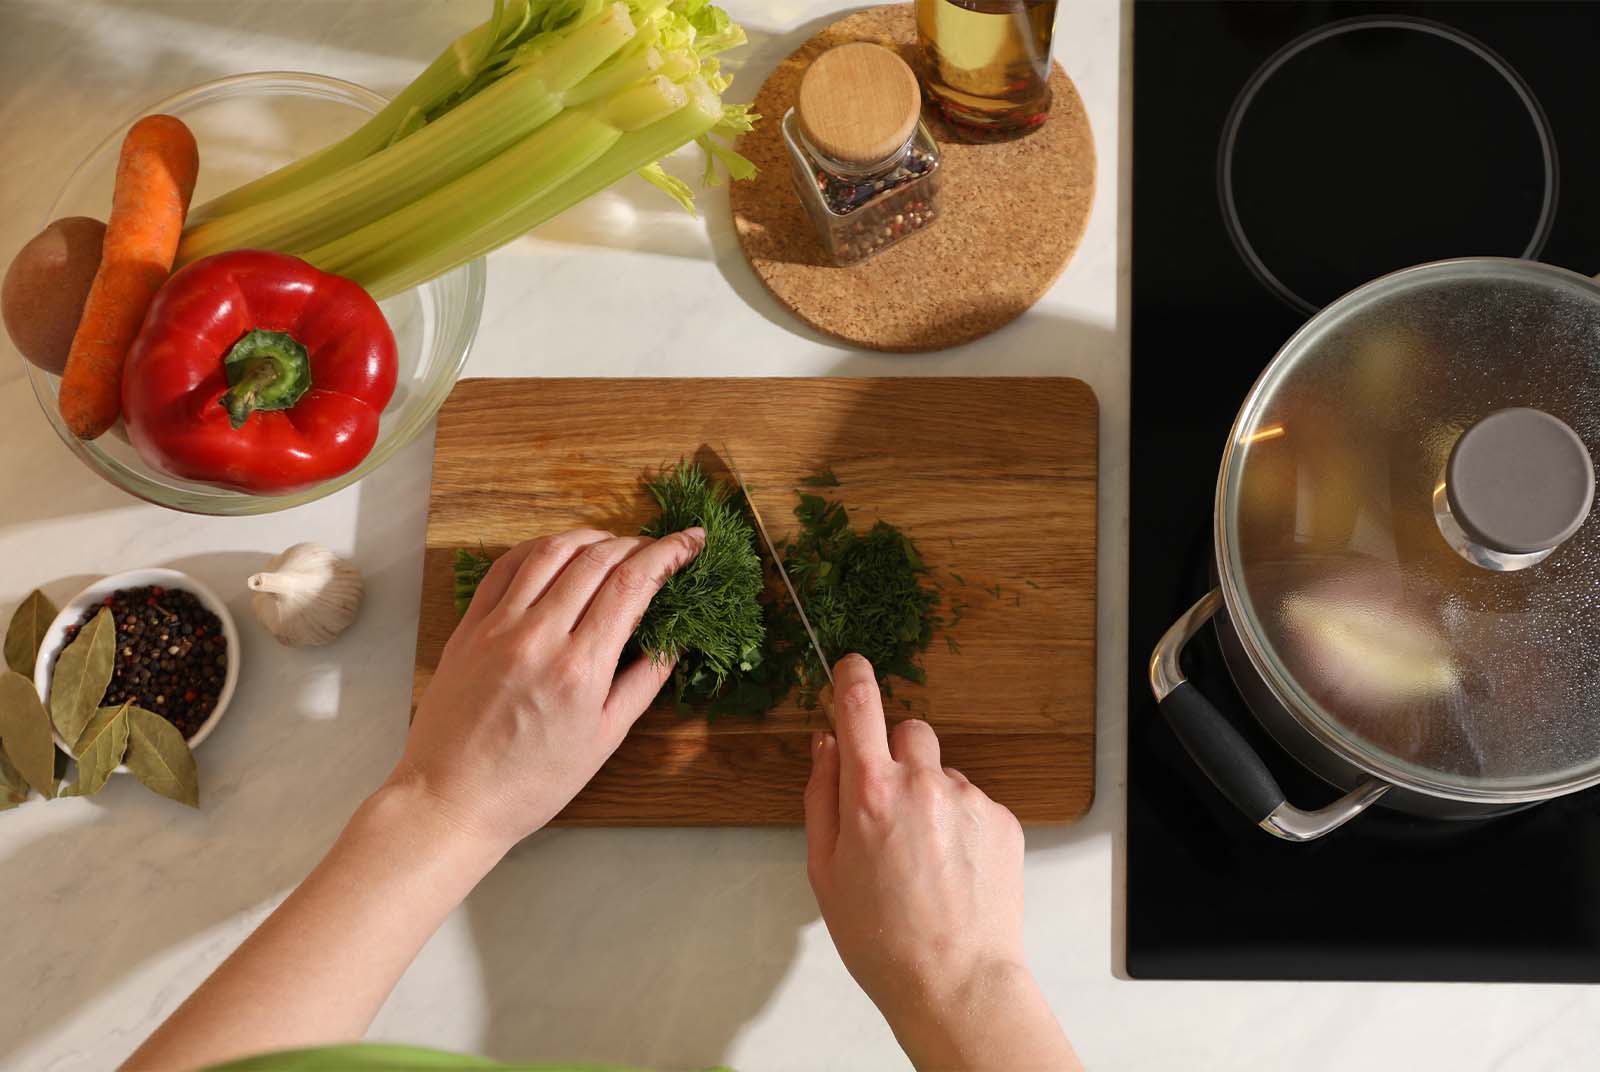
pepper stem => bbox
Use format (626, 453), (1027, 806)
(220, 329), (312, 429)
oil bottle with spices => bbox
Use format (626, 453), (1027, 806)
(782, 42), (943, 265)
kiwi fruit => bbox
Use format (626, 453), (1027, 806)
(2, 216), (106, 375)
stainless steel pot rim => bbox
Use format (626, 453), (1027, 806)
(1211, 256), (1600, 805)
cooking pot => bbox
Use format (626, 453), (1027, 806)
(1150, 258), (1599, 841)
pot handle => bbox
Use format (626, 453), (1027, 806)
(1149, 588), (1389, 842)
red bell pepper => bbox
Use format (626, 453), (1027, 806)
(122, 249), (397, 493)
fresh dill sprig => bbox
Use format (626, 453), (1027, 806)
(637, 461), (767, 706)
(452, 547), (493, 615)
(799, 467), (840, 488)
(449, 462), (770, 714)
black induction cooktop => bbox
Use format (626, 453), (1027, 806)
(1128, 1), (1600, 982)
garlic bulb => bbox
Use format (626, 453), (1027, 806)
(247, 543), (363, 646)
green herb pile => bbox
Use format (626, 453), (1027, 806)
(451, 464), (945, 717)
(636, 461), (766, 708)
(782, 495), (940, 707)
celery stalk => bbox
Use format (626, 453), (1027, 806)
(565, 45), (663, 106)
(187, 13), (512, 224)
(301, 106), (623, 283)
(177, 4), (638, 266)
(178, 0), (759, 300)
(380, 80), (723, 294)
(340, 78), (711, 299)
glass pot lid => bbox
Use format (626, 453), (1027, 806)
(1218, 259), (1600, 801)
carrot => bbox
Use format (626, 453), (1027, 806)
(58, 114), (198, 440)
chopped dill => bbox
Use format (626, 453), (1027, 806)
(799, 467), (840, 487)
(783, 493), (941, 707)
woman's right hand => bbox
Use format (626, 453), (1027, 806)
(804, 654), (1081, 1072)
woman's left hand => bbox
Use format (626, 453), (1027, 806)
(391, 527), (706, 852)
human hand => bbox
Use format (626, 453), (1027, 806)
(391, 527), (705, 852)
(804, 654), (1078, 1071)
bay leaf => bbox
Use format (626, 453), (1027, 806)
(50, 606), (115, 747)
(123, 706), (198, 808)
(0, 749), (29, 809)
(0, 670), (56, 797)
(4, 588), (56, 676)
(72, 701), (131, 797)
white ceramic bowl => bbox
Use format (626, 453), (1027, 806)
(33, 569), (241, 771)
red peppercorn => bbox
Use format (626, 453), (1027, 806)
(151, 586), (165, 597)
(102, 596), (114, 606)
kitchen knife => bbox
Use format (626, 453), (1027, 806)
(722, 445), (834, 691)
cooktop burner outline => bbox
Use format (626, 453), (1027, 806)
(1216, 14), (1558, 315)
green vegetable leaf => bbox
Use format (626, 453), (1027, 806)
(636, 163), (697, 214)
(71, 701), (131, 798)
(123, 706), (199, 808)
(49, 606), (115, 747)
(4, 589), (56, 676)
(0, 670), (56, 797)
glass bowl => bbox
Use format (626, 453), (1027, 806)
(23, 72), (485, 514)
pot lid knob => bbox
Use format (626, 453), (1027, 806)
(1446, 407), (1595, 559)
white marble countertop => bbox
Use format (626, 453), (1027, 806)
(2, 2), (1598, 1070)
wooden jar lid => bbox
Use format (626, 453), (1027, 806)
(796, 42), (921, 165)
(731, 4), (1098, 353)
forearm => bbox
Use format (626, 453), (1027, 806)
(124, 780), (505, 1072)
(886, 959), (1081, 1072)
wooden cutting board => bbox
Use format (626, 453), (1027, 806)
(413, 378), (1097, 824)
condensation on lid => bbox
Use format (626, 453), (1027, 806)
(1217, 259), (1600, 800)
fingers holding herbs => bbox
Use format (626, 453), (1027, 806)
(397, 528), (706, 849)
(577, 529), (708, 661)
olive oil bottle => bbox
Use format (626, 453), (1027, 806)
(915, 0), (1057, 135)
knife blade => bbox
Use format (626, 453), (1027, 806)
(722, 445), (834, 690)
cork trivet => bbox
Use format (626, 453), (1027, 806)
(731, 4), (1097, 353)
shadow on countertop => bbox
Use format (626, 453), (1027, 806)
(462, 827), (819, 1068)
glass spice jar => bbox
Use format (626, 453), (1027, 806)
(782, 42), (943, 266)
